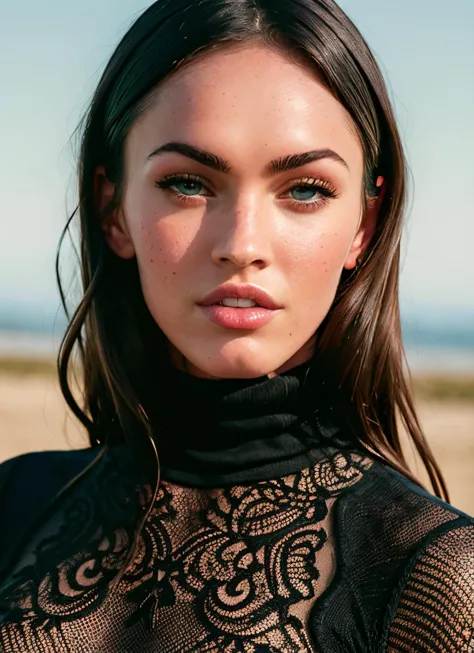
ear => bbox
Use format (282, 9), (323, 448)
(344, 178), (385, 270)
(95, 166), (135, 260)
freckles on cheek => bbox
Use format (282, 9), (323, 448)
(135, 220), (194, 289)
(289, 231), (349, 281)
(136, 220), (176, 261)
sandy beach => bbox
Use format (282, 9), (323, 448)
(1, 372), (473, 514)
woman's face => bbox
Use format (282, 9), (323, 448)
(103, 44), (375, 379)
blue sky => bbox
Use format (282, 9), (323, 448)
(1, 0), (473, 323)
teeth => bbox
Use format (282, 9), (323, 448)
(220, 298), (258, 308)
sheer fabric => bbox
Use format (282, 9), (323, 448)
(1, 366), (473, 650)
(0, 446), (473, 652)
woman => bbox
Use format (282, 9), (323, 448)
(0, 0), (473, 650)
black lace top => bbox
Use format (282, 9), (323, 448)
(0, 364), (474, 652)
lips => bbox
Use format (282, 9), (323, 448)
(199, 284), (281, 311)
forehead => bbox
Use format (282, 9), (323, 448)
(128, 43), (363, 174)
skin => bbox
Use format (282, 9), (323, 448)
(99, 44), (381, 379)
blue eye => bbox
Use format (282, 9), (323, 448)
(290, 186), (319, 202)
(173, 180), (204, 196)
(156, 175), (210, 199)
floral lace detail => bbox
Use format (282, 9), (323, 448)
(0, 451), (373, 652)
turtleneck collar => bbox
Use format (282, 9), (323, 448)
(143, 362), (356, 487)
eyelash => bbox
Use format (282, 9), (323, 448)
(155, 174), (212, 206)
(281, 177), (338, 212)
(155, 174), (338, 212)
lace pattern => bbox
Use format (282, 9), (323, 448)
(0, 451), (372, 652)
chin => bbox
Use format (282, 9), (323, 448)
(183, 338), (291, 379)
(191, 355), (276, 380)
(209, 362), (273, 380)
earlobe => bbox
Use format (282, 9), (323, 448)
(344, 229), (366, 270)
(102, 211), (136, 260)
(94, 166), (136, 260)
(344, 178), (385, 270)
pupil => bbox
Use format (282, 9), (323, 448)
(178, 181), (201, 195)
(292, 186), (316, 201)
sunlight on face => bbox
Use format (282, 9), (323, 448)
(111, 44), (370, 378)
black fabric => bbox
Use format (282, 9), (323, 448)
(0, 448), (101, 579)
(1, 368), (474, 651)
(144, 362), (352, 486)
(309, 463), (474, 651)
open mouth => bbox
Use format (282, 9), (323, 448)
(200, 285), (281, 310)
(216, 298), (260, 308)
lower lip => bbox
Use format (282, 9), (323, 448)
(200, 305), (278, 330)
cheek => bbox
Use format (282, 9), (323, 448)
(124, 191), (198, 307)
(281, 222), (356, 295)
(136, 221), (194, 287)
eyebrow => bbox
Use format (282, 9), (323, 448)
(268, 149), (349, 174)
(148, 142), (230, 173)
(147, 142), (348, 174)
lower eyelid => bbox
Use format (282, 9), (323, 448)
(281, 196), (331, 212)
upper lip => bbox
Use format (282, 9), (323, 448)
(199, 283), (282, 310)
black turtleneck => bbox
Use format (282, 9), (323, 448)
(2, 365), (474, 652)
(144, 362), (354, 486)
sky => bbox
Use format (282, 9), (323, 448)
(0, 0), (473, 326)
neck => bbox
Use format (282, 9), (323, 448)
(141, 357), (356, 488)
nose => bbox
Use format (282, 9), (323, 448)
(211, 197), (272, 270)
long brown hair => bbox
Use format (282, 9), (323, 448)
(57, 0), (449, 502)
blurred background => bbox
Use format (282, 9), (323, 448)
(0, 1), (473, 507)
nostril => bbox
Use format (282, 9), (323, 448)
(214, 250), (269, 269)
